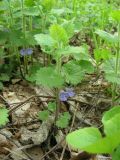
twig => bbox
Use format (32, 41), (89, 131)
(9, 95), (55, 114)
(40, 138), (65, 160)
(60, 103), (79, 160)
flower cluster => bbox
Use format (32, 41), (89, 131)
(59, 88), (75, 102)
(20, 48), (33, 56)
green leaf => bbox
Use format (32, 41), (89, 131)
(35, 67), (64, 88)
(103, 58), (120, 84)
(34, 34), (55, 47)
(0, 107), (9, 126)
(66, 127), (102, 151)
(42, 0), (56, 11)
(111, 10), (120, 22)
(62, 60), (85, 85)
(95, 30), (118, 44)
(79, 60), (94, 73)
(38, 110), (49, 121)
(48, 102), (56, 112)
(49, 24), (69, 45)
(56, 112), (71, 128)
(23, 7), (39, 16)
(94, 49), (112, 63)
(0, 73), (10, 82)
(0, 82), (3, 90)
(85, 134), (120, 154)
(59, 46), (89, 60)
(66, 127), (120, 154)
(112, 145), (120, 160)
(102, 106), (120, 135)
(105, 72), (120, 85)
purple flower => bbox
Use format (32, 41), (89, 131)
(20, 48), (33, 56)
(20, 49), (26, 56)
(65, 88), (75, 97)
(26, 48), (33, 55)
(59, 91), (69, 102)
(59, 88), (75, 102)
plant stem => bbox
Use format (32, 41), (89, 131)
(112, 23), (120, 103)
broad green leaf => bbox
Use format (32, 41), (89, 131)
(62, 20), (75, 38)
(0, 73), (10, 81)
(79, 60), (94, 73)
(103, 58), (120, 84)
(103, 58), (116, 73)
(85, 133), (120, 154)
(102, 106), (120, 125)
(66, 127), (102, 151)
(42, 0), (56, 11)
(112, 145), (120, 160)
(23, 7), (39, 16)
(34, 34), (55, 47)
(105, 72), (120, 85)
(62, 60), (85, 85)
(49, 24), (69, 45)
(95, 30), (118, 44)
(111, 10), (120, 22)
(35, 67), (64, 88)
(56, 112), (71, 128)
(67, 127), (120, 154)
(0, 107), (9, 126)
(94, 49), (112, 63)
(102, 106), (120, 135)
(47, 102), (56, 112)
(59, 46), (89, 60)
(38, 110), (49, 121)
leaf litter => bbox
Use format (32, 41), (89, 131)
(0, 72), (112, 160)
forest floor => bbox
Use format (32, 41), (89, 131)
(0, 71), (112, 160)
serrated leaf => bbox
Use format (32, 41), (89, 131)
(38, 110), (49, 121)
(79, 60), (94, 73)
(23, 7), (39, 16)
(48, 102), (56, 112)
(34, 34), (55, 47)
(94, 49), (112, 63)
(0, 73), (10, 81)
(56, 112), (71, 128)
(35, 67), (64, 88)
(49, 24), (68, 45)
(105, 72), (120, 85)
(95, 30), (118, 44)
(103, 58), (120, 84)
(42, 0), (56, 11)
(59, 46), (89, 60)
(62, 60), (85, 85)
(0, 107), (9, 126)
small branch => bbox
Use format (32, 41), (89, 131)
(40, 138), (65, 160)
(60, 103), (79, 160)
(9, 95), (55, 114)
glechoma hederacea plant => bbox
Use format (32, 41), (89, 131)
(66, 106), (120, 160)
(33, 23), (94, 128)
